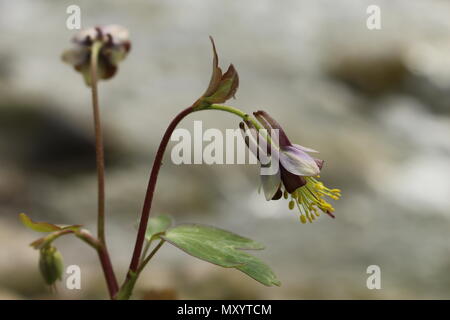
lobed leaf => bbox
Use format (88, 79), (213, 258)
(19, 213), (61, 233)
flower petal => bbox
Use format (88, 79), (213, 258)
(260, 169), (282, 201)
(102, 45), (129, 66)
(240, 121), (273, 165)
(280, 145), (320, 176)
(100, 24), (130, 46)
(61, 47), (89, 67)
(315, 158), (324, 170)
(292, 144), (319, 153)
(254, 111), (291, 147)
(98, 56), (118, 79)
(280, 166), (306, 193)
(271, 187), (283, 200)
(73, 27), (97, 44)
(240, 122), (259, 161)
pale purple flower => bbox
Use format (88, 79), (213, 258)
(62, 25), (131, 85)
(241, 111), (340, 224)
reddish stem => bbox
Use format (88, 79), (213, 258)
(98, 245), (119, 298)
(90, 40), (119, 298)
(127, 105), (195, 276)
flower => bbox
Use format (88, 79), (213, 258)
(195, 36), (239, 107)
(240, 110), (341, 224)
(62, 25), (131, 86)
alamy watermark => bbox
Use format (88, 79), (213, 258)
(66, 5), (81, 30)
(366, 265), (381, 290)
(65, 265), (81, 290)
(366, 5), (381, 30)
(170, 121), (280, 175)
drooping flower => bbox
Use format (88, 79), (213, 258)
(240, 110), (341, 224)
(62, 25), (131, 86)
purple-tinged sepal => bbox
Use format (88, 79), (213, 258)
(62, 25), (131, 86)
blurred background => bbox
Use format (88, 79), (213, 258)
(1, 0), (450, 299)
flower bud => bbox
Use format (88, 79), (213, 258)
(39, 246), (64, 285)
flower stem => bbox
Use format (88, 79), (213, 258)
(140, 241), (151, 264)
(207, 104), (262, 129)
(90, 41), (119, 298)
(90, 41), (106, 244)
(117, 240), (165, 300)
(32, 229), (100, 250)
(207, 104), (275, 148)
(129, 104), (254, 275)
(137, 239), (165, 275)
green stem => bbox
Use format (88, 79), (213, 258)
(207, 104), (262, 130)
(140, 241), (151, 264)
(31, 229), (77, 249)
(206, 104), (275, 149)
(75, 229), (101, 250)
(90, 40), (119, 298)
(137, 239), (165, 275)
(117, 240), (165, 300)
(32, 228), (100, 252)
(90, 41), (106, 244)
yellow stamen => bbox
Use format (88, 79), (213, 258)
(284, 177), (340, 224)
(300, 215), (307, 224)
(288, 200), (295, 210)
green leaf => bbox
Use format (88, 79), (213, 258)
(145, 214), (173, 242)
(19, 213), (61, 233)
(19, 213), (82, 235)
(162, 224), (280, 287)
